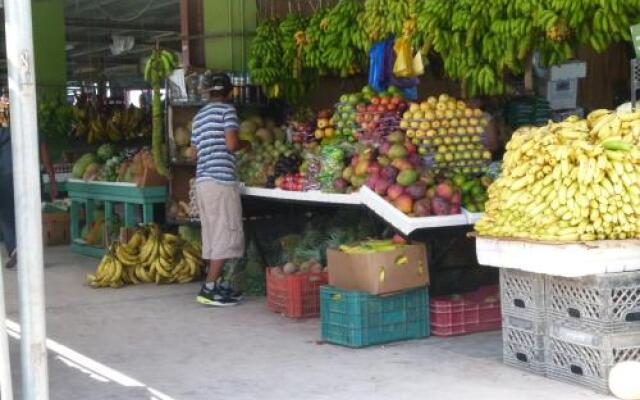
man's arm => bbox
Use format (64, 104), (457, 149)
(40, 142), (58, 200)
(224, 129), (251, 153)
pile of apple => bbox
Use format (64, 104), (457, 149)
(274, 173), (305, 191)
(313, 109), (336, 142)
(401, 94), (491, 174)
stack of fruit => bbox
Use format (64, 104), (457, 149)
(451, 173), (492, 213)
(268, 154), (303, 190)
(87, 224), (204, 288)
(401, 94), (491, 174)
(313, 109), (336, 142)
(345, 128), (464, 217)
(172, 123), (195, 162)
(237, 141), (301, 187)
(239, 115), (286, 144)
(475, 110), (640, 241)
(288, 108), (316, 145)
(272, 260), (327, 276)
(355, 88), (408, 146)
(71, 145), (158, 185)
(332, 93), (362, 141)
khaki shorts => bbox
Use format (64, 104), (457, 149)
(196, 180), (245, 260)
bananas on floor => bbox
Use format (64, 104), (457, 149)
(87, 224), (204, 288)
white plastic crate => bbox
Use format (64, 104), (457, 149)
(500, 269), (546, 320)
(502, 314), (546, 375)
(545, 272), (640, 333)
(546, 322), (640, 393)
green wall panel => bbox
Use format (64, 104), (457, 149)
(203, 0), (256, 72)
(32, 0), (67, 91)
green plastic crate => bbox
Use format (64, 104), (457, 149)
(321, 286), (429, 348)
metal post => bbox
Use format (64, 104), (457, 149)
(0, 252), (14, 400)
(4, 0), (50, 399)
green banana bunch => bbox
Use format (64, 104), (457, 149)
(320, 0), (367, 77)
(303, 8), (330, 74)
(363, 0), (416, 41)
(144, 49), (177, 82)
(279, 13), (308, 79)
(144, 48), (176, 177)
(248, 19), (284, 97)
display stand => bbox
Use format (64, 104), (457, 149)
(476, 235), (640, 277)
(67, 179), (167, 258)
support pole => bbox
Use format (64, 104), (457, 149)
(4, 0), (50, 399)
(0, 251), (14, 399)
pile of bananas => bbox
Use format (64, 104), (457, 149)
(72, 106), (148, 144)
(249, 20), (284, 99)
(87, 225), (203, 288)
(475, 110), (640, 242)
(319, 0), (368, 78)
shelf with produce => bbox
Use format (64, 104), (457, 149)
(360, 187), (469, 235)
(241, 186), (362, 206)
(67, 179), (167, 258)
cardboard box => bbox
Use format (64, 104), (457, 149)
(327, 244), (429, 295)
(42, 212), (70, 246)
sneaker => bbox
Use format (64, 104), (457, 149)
(218, 281), (244, 301)
(5, 250), (16, 269)
(196, 286), (238, 307)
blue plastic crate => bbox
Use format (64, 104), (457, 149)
(320, 286), (429, 348)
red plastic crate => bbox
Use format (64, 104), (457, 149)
(430, 285), (501, 337)
(266, 268), (328, 318)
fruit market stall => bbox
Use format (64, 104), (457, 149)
(166, 83), (494, 234)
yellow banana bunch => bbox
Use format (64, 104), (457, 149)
(476, 109), (640, 242)
(87, 224), (204, 288)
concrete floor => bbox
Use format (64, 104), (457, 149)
(2, 247), (615, 400)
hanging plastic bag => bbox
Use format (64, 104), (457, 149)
(413, 50), (425, 76)
(368, 41), (386, 93)
(393, 36), (414, 78)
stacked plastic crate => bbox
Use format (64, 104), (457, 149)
(320, 242), (431, 348)
(499, 269), (547, 375)
(499, 268), (640, 393)
(544, 273), (640, 393)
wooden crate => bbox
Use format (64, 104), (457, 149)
(42, 212), (70, 246)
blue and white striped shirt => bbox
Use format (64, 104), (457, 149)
(191, 102), (239, 183)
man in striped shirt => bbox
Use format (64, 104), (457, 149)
(191, 72), (250, 306)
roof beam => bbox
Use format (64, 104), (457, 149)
(65, 18), (179, 33)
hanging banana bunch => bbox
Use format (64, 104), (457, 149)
(303, 7), (330, 75)
(320, 0), (368, 78)
(144, 48), (177, 177)
(248, 19), (285, 100)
